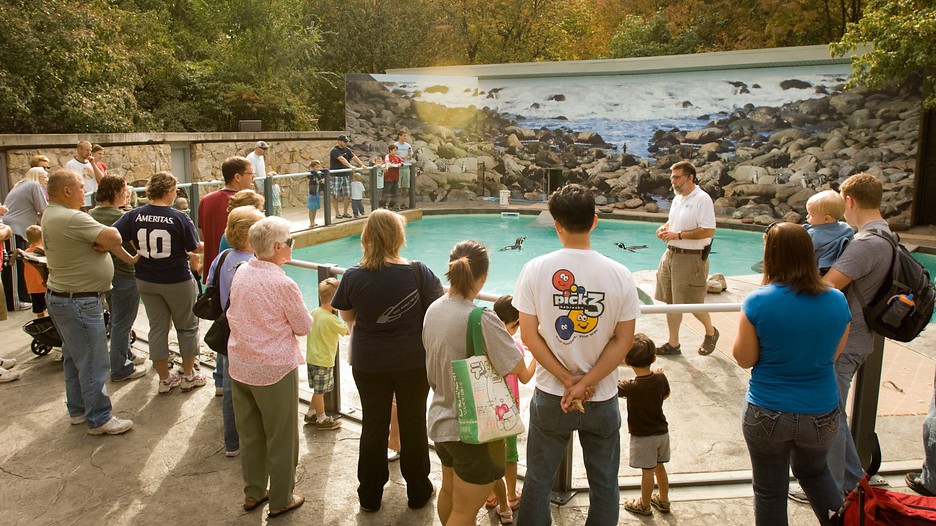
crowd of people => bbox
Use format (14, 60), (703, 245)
(1, 142), (934, 525)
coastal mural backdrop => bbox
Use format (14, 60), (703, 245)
(345, 63), (921, 229)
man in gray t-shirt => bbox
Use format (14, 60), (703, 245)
(820, 173), (892, 494)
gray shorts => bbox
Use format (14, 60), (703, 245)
(629, 432), (670, 469)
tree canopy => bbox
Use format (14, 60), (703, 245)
(0, 0), (928, 133)
(831, 0), (936, 108)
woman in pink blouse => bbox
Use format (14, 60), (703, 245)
(227, 216), (312, 518)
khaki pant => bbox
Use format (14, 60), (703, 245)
(232, 368), (299, 509)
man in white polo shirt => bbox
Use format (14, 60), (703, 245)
(653, 160), (719, 356)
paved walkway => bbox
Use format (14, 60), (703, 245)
(1, 202), (933, 525)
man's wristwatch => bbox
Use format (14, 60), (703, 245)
(677, 232), (682, 240)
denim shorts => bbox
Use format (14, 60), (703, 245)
(307, 365), (334, 393)
(306, 193), (321, 211)
(435, 440), (506, 485)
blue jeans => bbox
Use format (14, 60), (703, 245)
(517, 389), (621, 526)
(920, 377), (936, 492)
(743, 402), (843, 526)
(828, 353), (866, 493)
(47, 293), (112, 429)
(218, 354), (239, 452)
(106, 274), (140, 380)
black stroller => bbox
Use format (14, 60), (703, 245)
(22, 312), (136, 356)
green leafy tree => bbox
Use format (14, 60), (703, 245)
(831, 0), (936, 108)
(608, 14), (699, 58)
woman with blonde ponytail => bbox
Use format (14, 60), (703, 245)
(423, 240), (527, 526)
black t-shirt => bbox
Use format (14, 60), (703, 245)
(113, 204), (199, 284)
(329, 145), (354, 172)
(618, 372), (670, 436)
(332, 261), (443, 372)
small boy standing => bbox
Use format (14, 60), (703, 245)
(804, 190), (855, 274)
(305, 277), (348, 430)
(23, 225), (46, 318)
(350, 173), (366, 218)
(619, 333), (671, 516)
(307, 160), (328, 228)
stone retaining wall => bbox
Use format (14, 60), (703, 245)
(1, 132), (339, 191)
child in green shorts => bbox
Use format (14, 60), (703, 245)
(485, 295), (537, 523)
(304, 277), (348, 430)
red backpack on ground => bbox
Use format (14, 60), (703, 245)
(831, 434), (936, 525)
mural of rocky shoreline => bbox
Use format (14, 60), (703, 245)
(345, 74), (921, 230)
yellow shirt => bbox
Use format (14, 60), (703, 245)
(306, 307), (347, 367)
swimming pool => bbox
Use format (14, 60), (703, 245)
(286, 214), (767, 301)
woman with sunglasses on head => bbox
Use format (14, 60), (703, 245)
(733, 222), (851, 526)
(226, 216), (311, 518)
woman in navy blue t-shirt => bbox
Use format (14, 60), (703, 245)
(114, 172), (204, 395)
(332, 209), (442, 513)
(732, 222), (851, 526)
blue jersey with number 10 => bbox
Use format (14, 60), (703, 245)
(113, 204), (200, 284)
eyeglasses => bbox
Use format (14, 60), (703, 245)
(670, 174), (686, 181)
(280, 238), (294, 248)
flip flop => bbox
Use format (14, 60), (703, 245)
(485, 495), (498, 509)
(268, 494), (305, 518)
(243, 494), (269, 512)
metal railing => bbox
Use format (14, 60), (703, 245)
(283, 257), (887, 504)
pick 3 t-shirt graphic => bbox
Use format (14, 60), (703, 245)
(551, 269), (605, 341)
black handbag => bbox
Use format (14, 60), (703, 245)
(193, 249), (232, 320)
(203, 260), (244, 356)
(204, 311), (231, 355)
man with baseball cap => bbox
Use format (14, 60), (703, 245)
(329, 135), (366, 219)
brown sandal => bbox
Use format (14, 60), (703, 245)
(243, 494), (268, 512)
(268, 494), (305, 518)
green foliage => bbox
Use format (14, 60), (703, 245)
(608, 14), (699, 58)
(831, 0), (936, 108)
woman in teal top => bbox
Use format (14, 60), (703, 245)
(732, 222), (851, 526)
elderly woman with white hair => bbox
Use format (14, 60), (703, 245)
(226, 216), (311, 518)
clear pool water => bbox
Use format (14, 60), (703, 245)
(286, 214), (767, 300)
(287, 213), (936, 323)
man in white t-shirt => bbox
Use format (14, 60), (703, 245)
(653, 160), (718, 356)
(393, 130), (413, 208)
(513, 184), (640, 526)
(63, 140), (104, 208)
(246, 140), (268, 179)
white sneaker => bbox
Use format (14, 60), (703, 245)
(70, 414), (86, 425)
(215, 387), (223, 397)
(130, 354), (146, 366)
(180, 372), (206, 392)
(159, 375), (181, 394)
(112, 366), (146, 382)
(0, 358), (17, 369)
(52, 349), (63, 362)
(225, 449), (240, 457)
(87, 416), (134, 435)
(0, 367), (20, 383)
